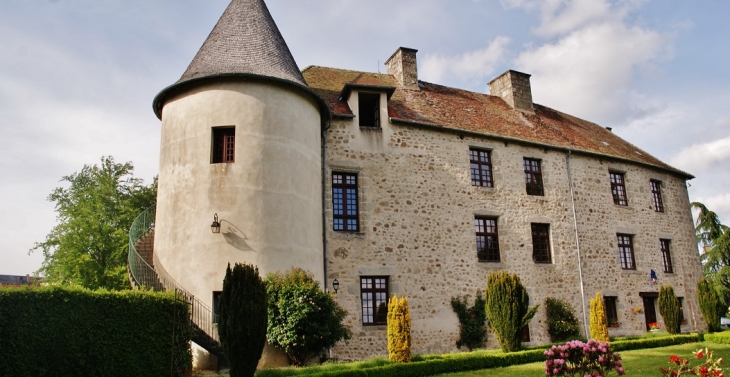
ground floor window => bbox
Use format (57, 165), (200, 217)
(361, 276), (388, 325)
(212, 291), (222, 323)
(521, 324), (530, 342)
(604, 296), (618, 327)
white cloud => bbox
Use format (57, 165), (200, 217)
(420, 36), (511, 84)
(670, 136), (730, 174)
(514, 20), (666, 124)
(692, 192), (730, 224)
(500, 0), (624, 36)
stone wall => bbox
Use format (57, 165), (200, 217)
(324, 94), (702, 360)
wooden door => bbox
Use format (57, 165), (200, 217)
(643, 296), (657, 330)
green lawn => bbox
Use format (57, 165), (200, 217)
(437, 342), (730, 377)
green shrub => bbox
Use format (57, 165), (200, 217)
(611, 333), (700, 352)
(450, 290), (487, 350)
(387, 295), (412, 363)
(589, 292), (609, 342)
(704, 331), (730, 344)
(0, 285), (191, 377)
(658, 285), (682, 334)
(698, 278), (725, 333)
(485, 271), (539, 352)
(266, 268), (352, 366)
(219, 263), (267, 377)
(545, 297), (581, 342)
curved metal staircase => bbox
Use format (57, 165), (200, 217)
(128, 206), (227, 368)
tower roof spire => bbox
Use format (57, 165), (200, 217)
(153, 0), (313, 118)
(178, 0), (305, 86)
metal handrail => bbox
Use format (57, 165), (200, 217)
(128, 206), (219, 342)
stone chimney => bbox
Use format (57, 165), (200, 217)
(385, 47), (419, 89)
(488, 70), (534, 113)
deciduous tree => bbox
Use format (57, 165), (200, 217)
(31, 156), (156, 290)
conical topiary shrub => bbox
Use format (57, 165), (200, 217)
(698, 277), (725, 332)
(484, 271), (539, 352)
(387, 294), (411, 363)
(218, 263), (267, 377)
(589, 292), (609, 342)
(658, 285), (682, 334)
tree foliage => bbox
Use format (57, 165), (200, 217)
(484, 271), (539, 352)
(450, 290), (487, 350)
(31, 156), (156, 290)
(387, 294), (412, 363)
(697, 277), (724, 333)
(658, 285), (682, 334)
(589, 292), (609, 342)
(692, 202), (730, 305)
(219, 263), (267, 377)
(545, 297), (581, 342)
(266, 268), (351, 366)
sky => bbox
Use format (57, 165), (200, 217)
(1, 0), (728, 275)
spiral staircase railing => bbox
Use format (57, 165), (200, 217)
(128, 206), (220, 344)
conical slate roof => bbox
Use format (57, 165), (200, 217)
(178, 0), (306, 86)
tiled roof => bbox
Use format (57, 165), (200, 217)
(178, 0), (305, 86)
(303, 66), (691, 178)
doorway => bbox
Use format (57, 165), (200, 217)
(640, 292), (658, 331)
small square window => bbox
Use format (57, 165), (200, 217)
(358, 93), (380, 128)
(361, 276), (388, 325)
(651, 180), (664, 212)
(661, 239), (673, 273)
(475, 217), (500, 262)
(531, 223), (551, 263)
(617, 234), (636, 270)
(610, 172), (628, 206)
(470, 149), (493, 187)
(212, 127), (235, 163)
(524, 158), (544, 196)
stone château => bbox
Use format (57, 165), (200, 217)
(141, 0), (703, 368)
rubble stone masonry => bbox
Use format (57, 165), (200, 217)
(324, 97), (702, 360)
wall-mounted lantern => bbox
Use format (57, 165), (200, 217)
(332, 279), (340, 294)
(211, 213), (221, 234)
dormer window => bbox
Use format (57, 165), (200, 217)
(358, 93), (380, 128)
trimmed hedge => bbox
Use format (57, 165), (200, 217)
(704, 331), (730, 344)
(611, 333), (700, 352)
(0, 285), (191, 377)
(256, 334), (701, 377)
(258, 349), (546, 377)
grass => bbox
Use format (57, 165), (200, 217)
(192, 334), (716, 377)
(436, 342), (730, 377)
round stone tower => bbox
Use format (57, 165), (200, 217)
(151, 0), (327, 335)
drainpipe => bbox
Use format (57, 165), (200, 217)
(321, 120), (330, 291)
(321, 125), (330, 361)
(566, 150), (589, 337)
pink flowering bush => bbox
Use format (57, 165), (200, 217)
(544, 339), (625, 376)
(659, 347), (725, 377)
